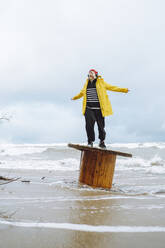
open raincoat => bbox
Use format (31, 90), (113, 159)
(72, 76), (128, 117)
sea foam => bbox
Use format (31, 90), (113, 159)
(0, 220), (165, 233)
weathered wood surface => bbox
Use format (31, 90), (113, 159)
(79, 150), (116, 188)
(68, 143), (132, 189)
(68, 143), (132, 157)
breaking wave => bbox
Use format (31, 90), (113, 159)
(0, 219), (165, 233)
(0, 158), (79, 171)
(0, 143), (164, 174)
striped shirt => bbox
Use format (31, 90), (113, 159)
(86, 79), (100, 109)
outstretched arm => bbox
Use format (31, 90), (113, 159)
(104, 81), (129, 93)
(71, 87), (85, 100)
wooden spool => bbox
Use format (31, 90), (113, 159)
(68, 143), (132, 189)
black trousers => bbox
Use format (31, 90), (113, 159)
(84, 107), (106, 143)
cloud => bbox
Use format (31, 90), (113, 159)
(0, 0), (164, 143)
(0, 102), (86, 143)
(0, 99), (163, 144)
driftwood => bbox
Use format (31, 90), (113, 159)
(0, 177), (21, 185)
(0, 176), (12, 181)
(0, 176), (45, 185)
(21, 180), (30, 183)
(0, 210), (17, 219)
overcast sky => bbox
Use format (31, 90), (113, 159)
(0, 0), (164, 144)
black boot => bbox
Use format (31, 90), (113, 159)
(99, 140), (106, 149)
(87, 141), (93, 147)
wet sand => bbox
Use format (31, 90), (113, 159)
(0, 168), (165, 248)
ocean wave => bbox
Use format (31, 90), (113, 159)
(0, 220), (165, 233)
(0, 158), (79, 171)
(116, 155), (165, 173)
(0, 143), (69, 157)
(0, 156), (164, 174)
(0, 143), (164, 174)
(110, 142), (165, 149)
(0, 142), (165, 157)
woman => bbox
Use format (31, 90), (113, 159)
(71, 69), (129, 148)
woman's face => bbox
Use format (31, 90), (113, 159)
(89, 71), (96, 81)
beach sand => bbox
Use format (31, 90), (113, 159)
(0, 168), (165, 248)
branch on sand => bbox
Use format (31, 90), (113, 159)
(0, 210), (17, 219)
(0, 177), (21, 185)
(0, 176), (12, 180)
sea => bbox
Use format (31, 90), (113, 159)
(0, 142), (165, 247)
(0, 142), (165, 193)
(0, 142), (165, 196)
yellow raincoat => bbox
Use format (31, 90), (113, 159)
(72, 76), (128, 117)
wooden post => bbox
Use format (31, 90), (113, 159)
(68, 143), (132, 189)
